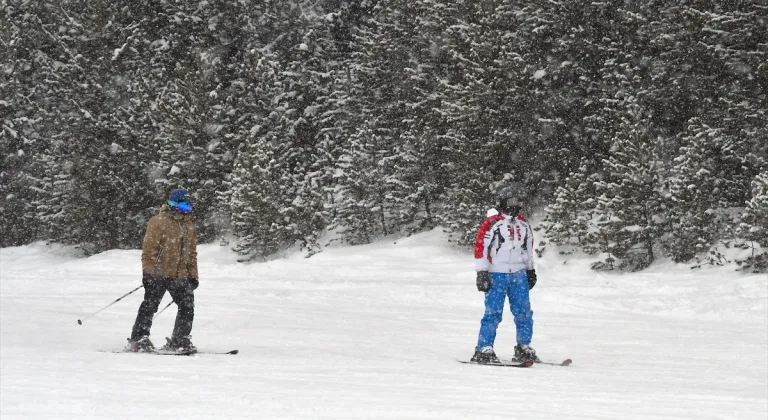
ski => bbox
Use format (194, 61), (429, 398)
(102, 349), (238, 356)
(152, 350), (196, 356)
(458, 359), (534, 368)
(101, 350), (194, 356)
(197, 349), (239, 355)
(510, 358), (572, 367)
(157, 350), (239, 356)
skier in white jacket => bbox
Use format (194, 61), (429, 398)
(470, 188), (539, 364)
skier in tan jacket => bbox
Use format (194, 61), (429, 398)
(127, 188), (199, 353)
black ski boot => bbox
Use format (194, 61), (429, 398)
(470, 347), (500, 364)
(125, 336), (155, 352)
(514, 344), (541, 362)
(161, 335), (197, 353)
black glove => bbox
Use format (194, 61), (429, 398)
(476, 271), (491, 292)
(188, 277), (199, 290)
(526, 269), (537, 290)
(142, 273), (159, 288)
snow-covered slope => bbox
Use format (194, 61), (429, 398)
(1, 230), (766, 419)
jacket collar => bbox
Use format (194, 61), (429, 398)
(159, 204), (193, 221)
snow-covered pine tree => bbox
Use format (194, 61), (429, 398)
(644, 1), (766, 163)
(511, 0), (625, 201)
(388, 0), (462, 234)
(541, 157), (599, 255)
(226, 50), (280, 256)
(331, 122), (393, 245)
(358, 0), (451, 236)
(430, 1), (490, 245)
(701, 3), (768, 210)
(645, 2), (723, 141)
(593, 97), (665, 271)
(475, 0), (537, 194)
(430, 0), (534, 244)
(40, 0), (159, 252)
(229, 97), (284, 257)
(333, 0), (441, 244)
(230, 3), (339, 258)
(331, 7), (393, 244)
(665, 119), (724, 264)
(736, 171), (768, 273)
(310, 0), (366, 245)
(419, 0), (537, 243)
(633, 1), (767, 268)
(0, 6), (45, 246)
(3, 2), (89, 247)
(141, 0), (254, 242)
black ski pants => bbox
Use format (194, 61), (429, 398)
(130, 277), (195, 342)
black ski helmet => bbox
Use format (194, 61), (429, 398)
(497, 184), (527, 216)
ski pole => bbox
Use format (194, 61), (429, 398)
(77, 285), (143, 325)
(153, 300), (175, 319)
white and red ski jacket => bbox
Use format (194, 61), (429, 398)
(474, 212), (535, 273)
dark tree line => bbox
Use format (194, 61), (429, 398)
(1, 1), (766, 271)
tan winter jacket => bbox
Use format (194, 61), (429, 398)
(141, 206), (199, 280)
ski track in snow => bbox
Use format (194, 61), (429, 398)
(1, 231), (767, 420)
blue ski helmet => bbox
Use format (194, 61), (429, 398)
(168, 188), (192, 213)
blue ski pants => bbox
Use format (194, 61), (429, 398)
(476, 270), (533, 351)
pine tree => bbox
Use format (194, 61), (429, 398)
(427, 2), (487, 245)
(331, 123), (390, 245)
(351, 1), (446, 238)
(1, 6), (40, 246)
(4, 0), (768, 268)
(541, 158), (599, 255)
(705, 4), (768, 209)
(141, 0), (253, 242)
(0, 2), (93, 246)
(230, 2), (341, 257)
(736, 171), (768, 273)
(435, 0), (537, 243)
(512, 0), (629, 200)
(593, 98), (665, 271)
(666, 119), (723, 263)
(333, 0), (445, 243)
(35, 0), (160, 252)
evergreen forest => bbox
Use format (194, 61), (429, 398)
(2, 0), (767, 272)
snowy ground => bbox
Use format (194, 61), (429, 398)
(1, 230), (767, 420)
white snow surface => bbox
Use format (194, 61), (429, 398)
(1, 230), (767, 420)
